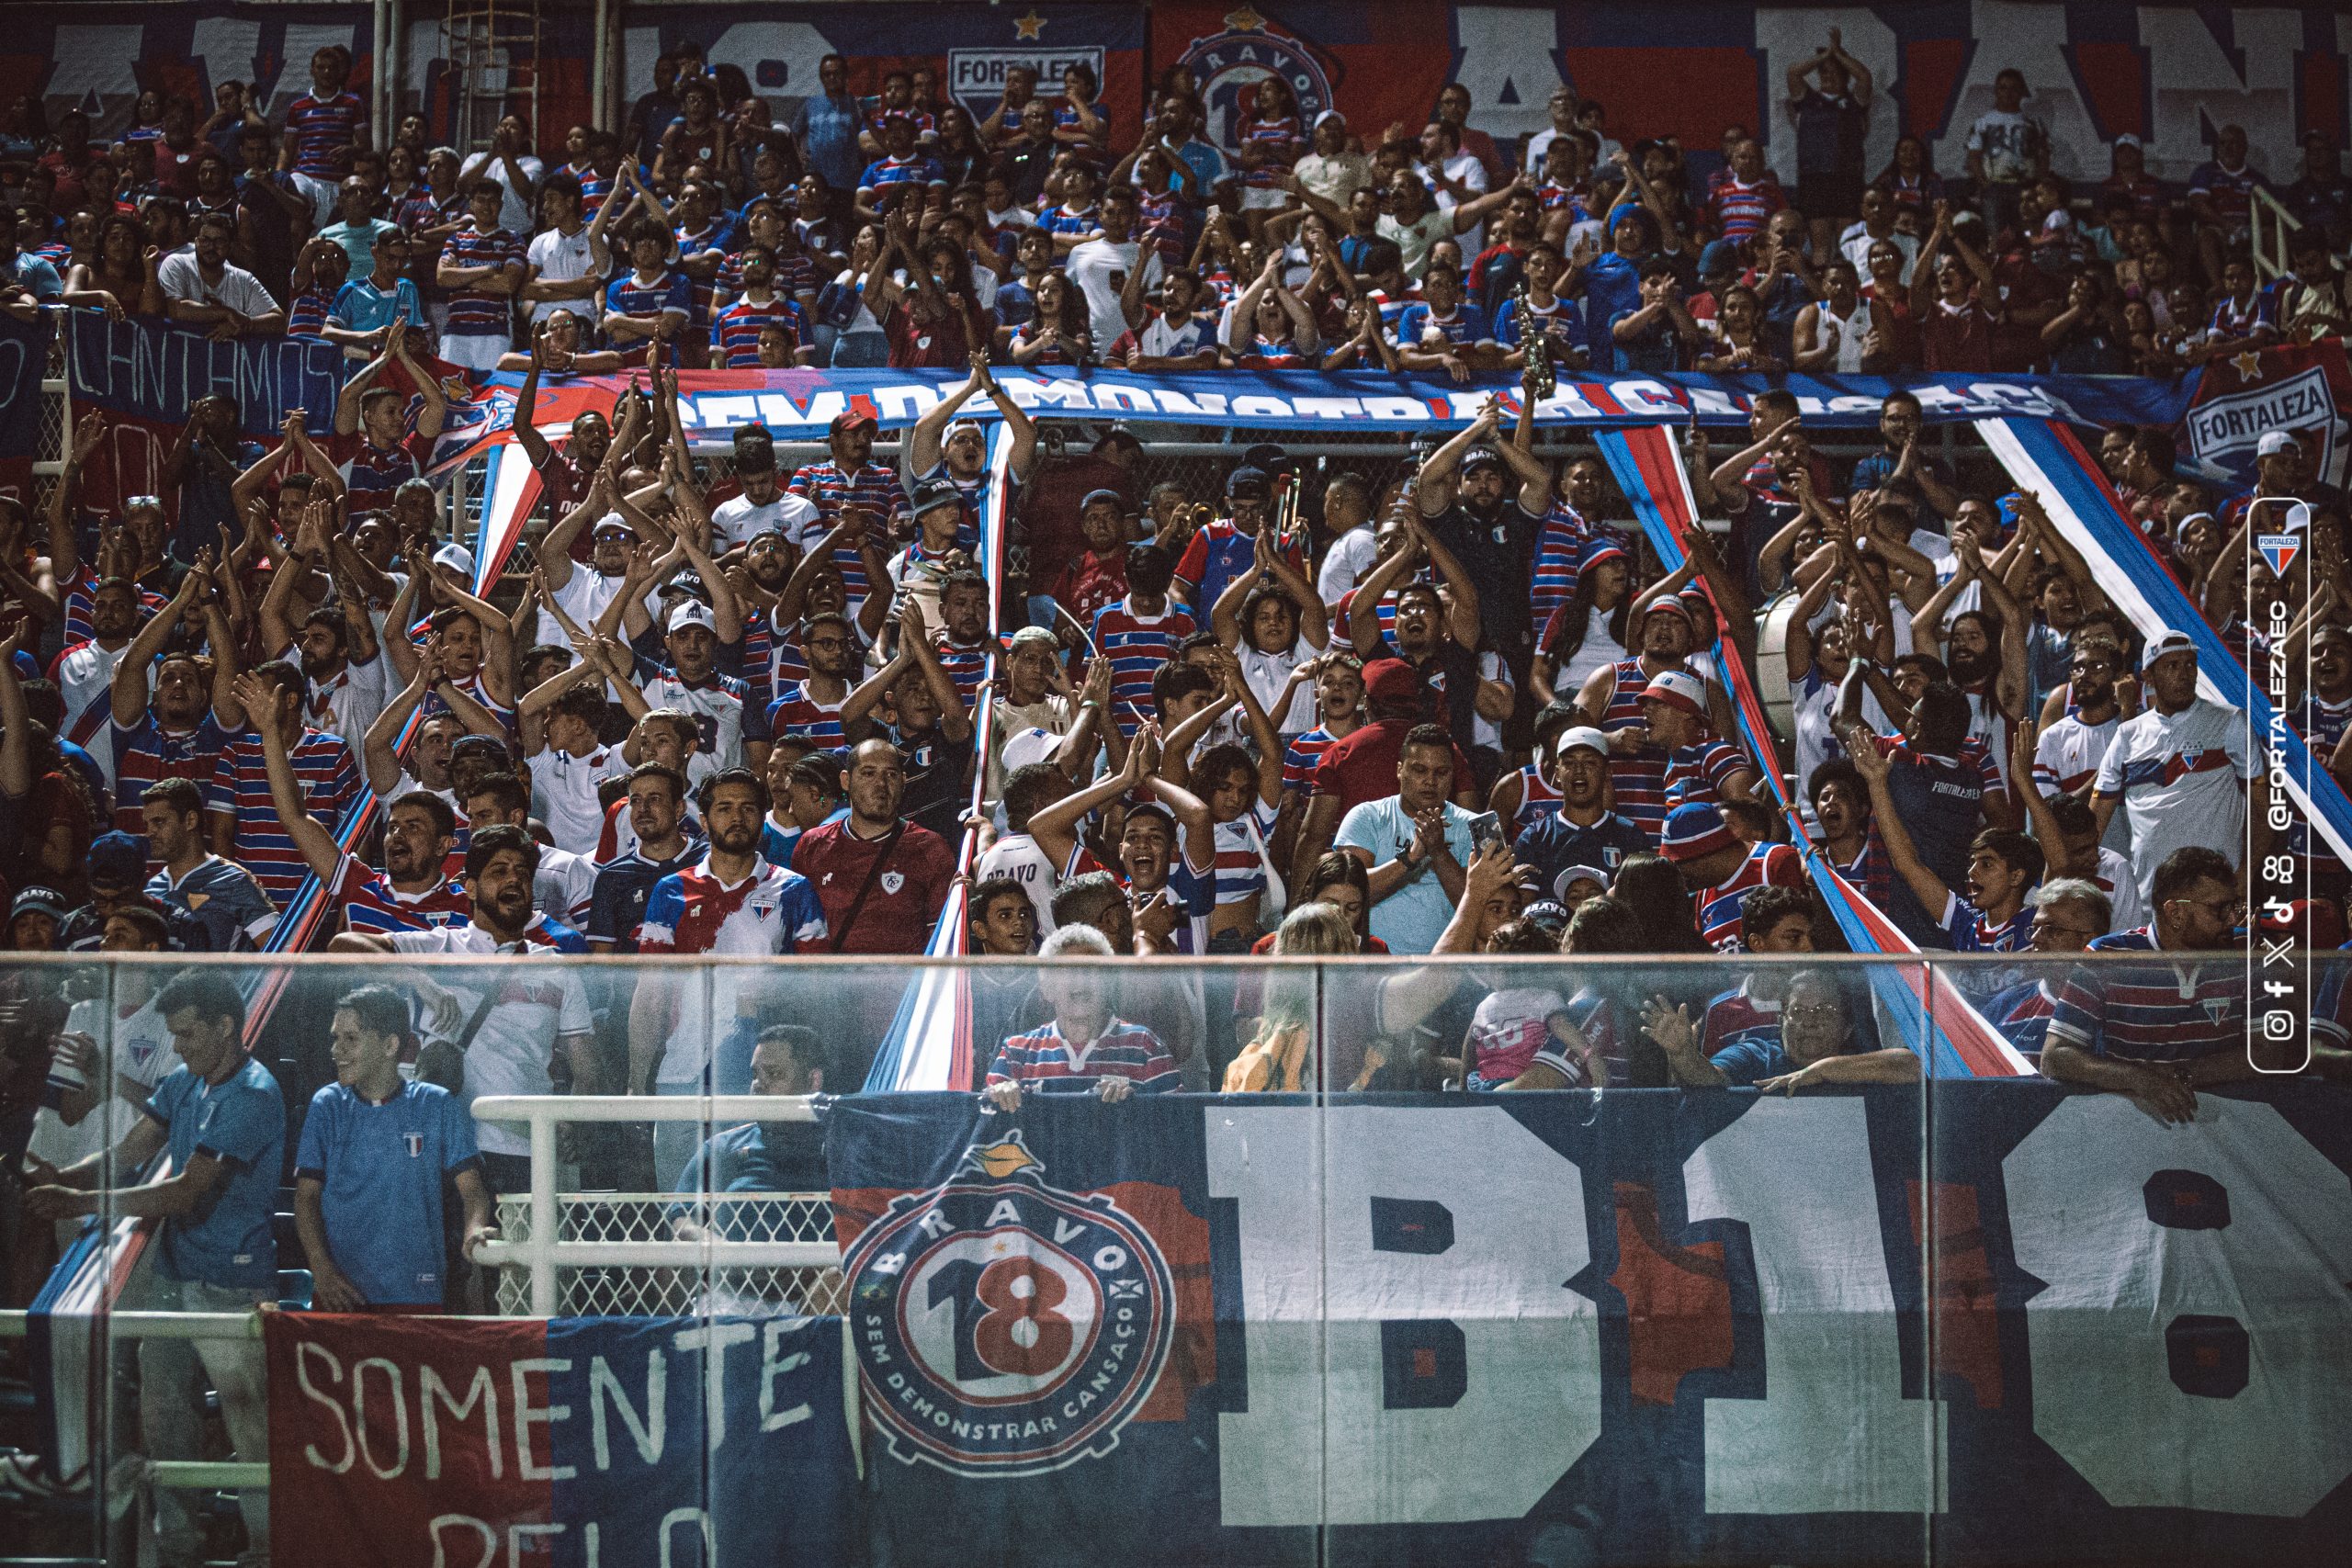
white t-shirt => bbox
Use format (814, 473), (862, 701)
(300, 653), (391, 755)
(27, 996), (177, 1168)
(384, 922), (593, 1156)
(533, 740), (629, 856)
(2093, 698), (2254, 902)
(534, 560), (650, 649)
(1065, 236), (1159, 352)
(975, 829), (1070, 938)
(52, 639), (126, 781)
(710, 489), (822, 553)
(465, 152), (546, 233)
(156, 252), (279, 316)
(535, 842), (599, 929)
(1966, 110), (2039, 183)
(1317, 526), (1379, 605)
(1238, 640), (1316, 734)
(526, 222), (602, 324)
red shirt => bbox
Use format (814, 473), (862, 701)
(1307, 718), (1475, 811)
(1919, 297), (1996, 373)
(791, 817), (957, 953)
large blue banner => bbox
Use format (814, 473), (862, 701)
(828, 1084), (2352, 1566)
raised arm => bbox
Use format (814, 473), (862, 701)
(237, 671), (345, 883)
(1846, 738), (1958, 915)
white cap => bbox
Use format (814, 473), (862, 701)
(1640, 669), (1708, 717)
(1000, 725), (1062, 775)
(1314, 109), (1346, 130)
(1552, 725), (1610, 761)
(2113, 132), (2143, 149)
(431, 542), (475, 576)
(2257, 431), (2301, 457)
(668, 601), (717, 634)
(2141, 629), (2196, 672)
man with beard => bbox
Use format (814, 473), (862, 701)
(137, 777), (278, 951)
(711, 424), (821, 553)
(536, 471), (649, 646)
(334, 825), (597, 1197)
(2090, 633), (2265, 908)
(1574, 594), (1708, 844)
(1912, 553), (2029, 809)
(1843, 389), (1962, 532)
(1513, 726), (1657, 900)
(629, 768), (828, 1182)
(257, 704), (469, 933)
(2030, 642), (2124, 817)
(49, 570), (143, 778)
(256, 520), (387, 753)
(458, 770), (595, 931)
(1414, 405), (1544, 686)
(209, 663), (361, 905)
(106, 564), (238, 840)
(794, 738), (957, 955)
(787, 411), (906, 611)
(586, 761), (703, 953)
(903, 355), (1038, 550)
(764, 609), (860, 749)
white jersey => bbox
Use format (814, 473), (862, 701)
(2089, 845), (2150, 937)
(51, 639), (127, 781)
(26, 995), (176, 1168)
(535, 843), (598, 929)
(710, 489), (822, 552)
(535, 562), (634, 649)
(1238, 639), (1315, 734)
(532, 740), (629, 856)
(2093, 698), (2254, 902)
(975, 830), (1071, 937)
(384, 921), (594, 1156)
(300, 654), (391, 755)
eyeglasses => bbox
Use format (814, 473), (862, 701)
(123, 495), (161, 512)
(2166, 894), (2244, 919)
(1784, 1004), (1842, 1022)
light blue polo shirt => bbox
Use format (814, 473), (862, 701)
(147, 1056), (284, 1290)
(1333, 795), (1476, 955)
(296, 1079), (480, 1306)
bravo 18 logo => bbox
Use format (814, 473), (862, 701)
(842, 1130), (1175, 1476)
(1179, 6), (1335, 152)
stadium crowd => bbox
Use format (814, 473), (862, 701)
(4, 32), (2352, 1562)
(1, 30), (2347, 1320)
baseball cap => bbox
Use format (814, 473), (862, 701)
(1313, 109), (1347, 130)
(2141, 629), (2197, 672)
(1552, 725), (1610, 761)
(1461, 446), (1507, 475)
(1363, 658), (1419, 706)
(431, 542), (476, 577)
(1093, 424), (1142, 454)
(1226, 465), (1272, 497)
(10, 886), (67, 924)
(1659, 802), (1737, 863)
(1642, 670), (1708, 717)
(732, 423), (777, 473)
(1241, 442), (1295, 478)
(1578, 540), (1628, 574)
(1697, 238), (1740, 278)
(1553, 865), (1611, 898)
(666, 568), (708, 602)
(87, 831), (148, 891)
(1080, 488), (1126, 515)
(999, 725), (1063, 775)
(2257, 431), (2301, 457)
(591, 515), (634, 538)
(910, 478), (963, 515)
(2113, 132), (2143, 150)
(829, 410), (877, 436)
(1520, 898), (1572, 937)
(668, 601), (718, 634)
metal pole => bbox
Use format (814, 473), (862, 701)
(372, 0), (389, 149)
(529, 1112), (558, 1315)
(592, 0), (610, 135)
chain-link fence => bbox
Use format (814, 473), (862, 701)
(492, 1190), (843, 1317)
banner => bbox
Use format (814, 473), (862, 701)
(830, 1085), (2352, 1565)
(2179, 340), (2352, 491)
(27, 1159), (169, 1488)
(264, 1311), (857, 1567)
(1147, 3), (2352, 190)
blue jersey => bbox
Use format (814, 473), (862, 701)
(295, 1080), (480, 1305)
(1394, 299), (1493, 348)
(146, 855), (278, 953)
(148, 1058), (285, 1289)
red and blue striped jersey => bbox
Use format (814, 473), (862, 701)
(1527, 508), (1588, 633)
(110, 714), (232, 840)
(1510, 759), (1564, 836)
(933, 633), (991, 711)
(1699, 981), (1781, 1060)
(1236, 114), (1303, 189)
(986, 1018), (1179, 1094)
(1980, 977), (2058, 1060)
(1091, 598), (1195, 737)
(786, 459), (907, 604)
(437, 223), (526, 336)
(330, 429), (427, 507)
(856, 154), (944, 216)
(717, 247), (819, 305)
(1695, 841), (1804, 951)
(205, 727), (361, 902)
(285, 92), (366, 178)
(331, 851), (470, 934)
(288, 282), (335, 337)
(1941, 890), (2034, 954)
(2047, 928), (2245, 1064)
(1209, 799), (1279, 906)
(1705, 171), (1784, 244)
(1038, 203), (1100, 242)
(861, 104), (935, 142)
(605, 267), (694, 365)
(1282, 726), (1341, 795)
(709, 295), (808, 366)
(1600, 658), (1671, 840)
(1174, 519), (1306, 614)
(1532, 987), (1630, 1087)
(765, 681), (846, 748)
(564, 160), (612, 219)
(1663, 739), (1748, 810)
(672, 222), (726, 323)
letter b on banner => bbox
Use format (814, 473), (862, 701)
(2005, 1097), (2352, 1515)
(1208, 1105), (1601, 1526)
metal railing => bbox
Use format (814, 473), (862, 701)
(2250, 185), (2303, 284)
(469, 1093), (837, 1314)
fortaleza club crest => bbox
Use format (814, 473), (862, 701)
(1179, 6), (1335, 152)
(842, 1130), (1176, 1476)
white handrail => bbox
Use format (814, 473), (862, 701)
(2250, 185), (2303, 284)
(469, 1095), (833, 1313)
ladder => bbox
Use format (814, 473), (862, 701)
(438, 0), (545, 156)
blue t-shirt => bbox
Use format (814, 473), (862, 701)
(295, 1079), (479, 1305)
(147, 1057), (285, 1289)
(1711, 1036), (1793, 1086)
(1579, 251), (1642, 358)
(1394, 299), (1492, 348)
(8, 252), (63, 300)
(330, 276), (426, 335)
(1334, 796), (1476, 955)
(667, 1121), (830, 1235)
